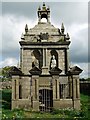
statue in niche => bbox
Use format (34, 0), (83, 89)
(32, 55), (39, 68)
(51, 55), (56, 68)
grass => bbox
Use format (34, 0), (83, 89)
(80, 94), (90, 119)
(1, 89), (90, 119)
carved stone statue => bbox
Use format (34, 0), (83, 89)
(51, 55), (56, 68)
(32, 56), (39, 68)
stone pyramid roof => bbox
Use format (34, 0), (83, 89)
(68, 66), (83, 75)
(9, 66), (23, 75)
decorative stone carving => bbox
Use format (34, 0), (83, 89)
(39, 32), (49, 40)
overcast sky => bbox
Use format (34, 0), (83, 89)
(0, 1), (89, 78)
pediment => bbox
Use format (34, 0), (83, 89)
(9, 66), (23, 75)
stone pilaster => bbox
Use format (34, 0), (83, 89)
(32, 75), (39, 111)
(47, 49), (51, 69)
(52, 79), (56, 100)
(57, 80), (59, 99)
(21, 48), (23, 72)
(77, 78), (80, 98)
(67, 48), (69, 71)
(72, 76), (76, 100)
(12, 78), (15, 100)
(16, 78), (19, 100)
(70, 78), (72, 98)
(12, 76), (19, 100)
(52, 75), (59, 100)
(43, 48), (45, 67)
(12, 76), (19, 109)
(42, 48), (48, 74)
(20, 48), (22, 69)
(68, 76), (72, 98)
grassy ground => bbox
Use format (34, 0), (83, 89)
(1, 89), (90, 119)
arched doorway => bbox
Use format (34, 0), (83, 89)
(39, 89), (53, 112)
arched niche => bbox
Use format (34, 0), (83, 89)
(31, 49), (42, 69)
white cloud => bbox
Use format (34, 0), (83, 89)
(0, 57), (18, 67)
(71, 62), (89, 78)
(66, 23), (88, 63)
(67, 23), (88, 39)
(2, 14), (37, 54)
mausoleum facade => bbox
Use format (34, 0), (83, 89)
(11, 3), (82, 111)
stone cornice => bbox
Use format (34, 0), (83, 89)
(19, 41), (71, 46)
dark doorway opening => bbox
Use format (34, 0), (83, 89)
(39, 89), (53, 112)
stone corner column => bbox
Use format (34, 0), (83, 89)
(72, 75), (80, 110)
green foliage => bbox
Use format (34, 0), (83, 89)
(2, 89), (12, 109)
(2, 66), (12, 79)
(80, 94), (90, 118)
(80, 78), (90, 81)
(2, 109), (25, 119)
(86, 78), (90, 81)
(80, 78), (86, 81)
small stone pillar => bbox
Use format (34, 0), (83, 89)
(32, 75), (39, 111)
(72, 75), (80, 110)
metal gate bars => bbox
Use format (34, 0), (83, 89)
(39, 89), (53, 112)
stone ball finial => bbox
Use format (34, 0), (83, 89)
(42, 2), (46, 10)
(43, 2), (45, 6)
(25, 24), (28, 34)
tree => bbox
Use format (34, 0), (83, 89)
(2, 66), (12, 81)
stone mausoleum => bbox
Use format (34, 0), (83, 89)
(11, 3), (83, 111)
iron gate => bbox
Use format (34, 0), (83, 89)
(39, 89), (53, 112)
